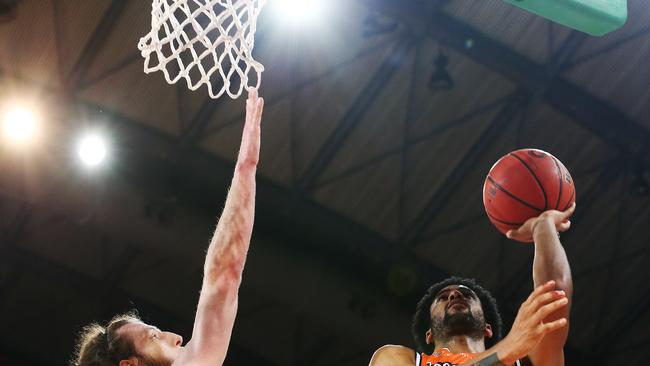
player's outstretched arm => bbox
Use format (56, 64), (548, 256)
(174, 90), (264, 366)
(457, 281), (569, 366)
(507, 203), (575, 366)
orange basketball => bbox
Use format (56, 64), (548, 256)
(483, 149), (576, 237)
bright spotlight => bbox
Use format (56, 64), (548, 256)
(274, 0), (326, 26)
(3, 107), (37, 143)
(78, 133), (108, 167)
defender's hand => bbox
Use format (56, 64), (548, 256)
(238, 89), (264, 167)
(499, 281), (569, 362)
(506, 202), (575, 243)
(246, 89), (264, 128)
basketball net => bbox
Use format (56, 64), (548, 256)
(138, 0), (266, 100)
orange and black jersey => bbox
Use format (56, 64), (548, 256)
(416, 348), (522, 366)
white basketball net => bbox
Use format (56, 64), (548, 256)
(138, 0), (266, 99)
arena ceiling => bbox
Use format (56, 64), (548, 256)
(1, 0), (649, 365)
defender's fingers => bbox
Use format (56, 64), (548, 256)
(254, 99), (264, 125)
(246, 92), (261, 124)
(257, 97), (264, 113)
(532, 290), (566, 309)
(541, 318), (568, 333)
(527, 281), (557, 302)
(536, 297), (569, 321)
(528, 287), (563, 309)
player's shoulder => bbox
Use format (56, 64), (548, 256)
(370, 345), (416, 366)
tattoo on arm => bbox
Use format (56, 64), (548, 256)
(470, 353), (505, 366)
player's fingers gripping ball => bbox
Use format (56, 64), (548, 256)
(483, 149), (576, 237)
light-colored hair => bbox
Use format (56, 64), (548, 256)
(71, 312), (142, 366)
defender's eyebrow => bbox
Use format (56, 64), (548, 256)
(143, 325), (161, 339)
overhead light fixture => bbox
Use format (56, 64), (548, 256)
(273, 0), (326, 27)
(77, 132), (108, 167)
(429, 49), (454, 92)
(2, 105), (38, 145)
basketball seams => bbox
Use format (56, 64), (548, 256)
(509, 153), (548, 210)
(486, 211), (525, 226)
(487, 176), (545, 213)
(551, 156), (563, 210)
(563, 187), (575, 211)
(484, 149), (576, 237)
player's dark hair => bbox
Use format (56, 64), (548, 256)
(411, 277), (503, 354)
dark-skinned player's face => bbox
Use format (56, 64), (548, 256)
(427, 285), (491, 342)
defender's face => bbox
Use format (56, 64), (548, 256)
(118, 321), (184, 366)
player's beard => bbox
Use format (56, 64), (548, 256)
(135, 353), (173, 366)
(431, 308), (486, 340)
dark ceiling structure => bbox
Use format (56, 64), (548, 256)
(1, 0), (649, 365)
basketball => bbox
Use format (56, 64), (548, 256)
(483, 148), (576, 237)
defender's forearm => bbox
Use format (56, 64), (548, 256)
(532, 219), (572, 295)
(204, 119), (260, 286)
(204, 168), (256, 282)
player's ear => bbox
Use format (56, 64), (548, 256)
(484, 323), (493, 339)
(119, 357), (139, 366)
(425, 329), (433, 344)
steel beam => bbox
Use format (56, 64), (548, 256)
(403, 91), (529, 246)
(77, 52), (141, 90)
(66, 0), (129, 87)
(563, 25), (650, 71)
(312, 96), (508, 190)
(0, 65), (452, 299)
(199, 35), (399, 140)
(366, 0), (650, 162)
(178, 28), (270, 148)
(296, 38), (415, 192)
(75, 97), (451, 292)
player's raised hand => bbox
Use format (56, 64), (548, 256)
(506, 202), (576, 243)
